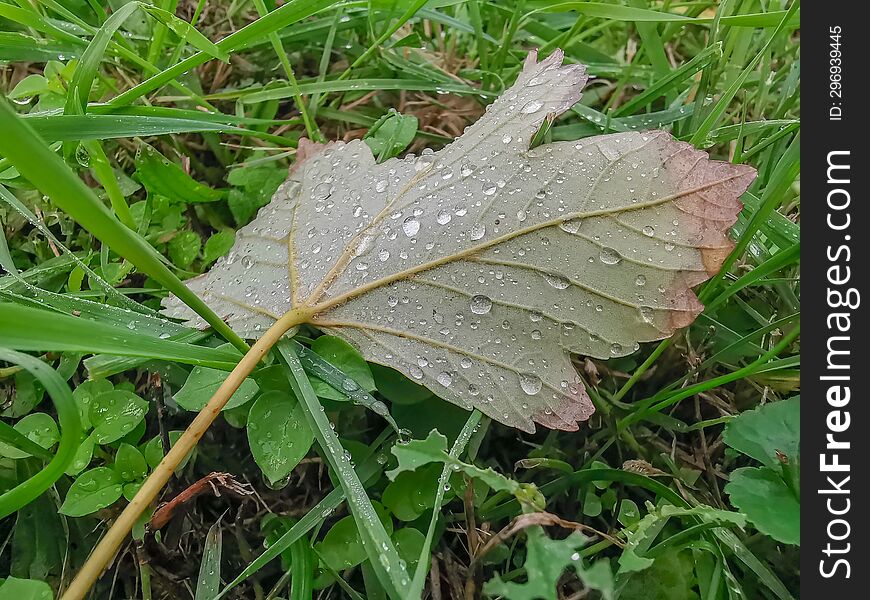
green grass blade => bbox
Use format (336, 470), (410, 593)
(251, 0), (322, 141)
(0, 419), (54, 460)
(110, 0), (340, 106)
(408, 410), (482, 597)
(194, 515), (224, 600)
(64, 1), (139, 116)
(688, 3), (799, 146)
(0, 303), (240, 370)
(532, 2), (798, 27)
(0, 100), (247, 352)
(700, 132), (800, 303)
(0, 348), (82, 518)
(614, 43), (721, 116)
(276, 341), (412, 599)
(0, 32), (80, 61)
(290, 340), (400, 433)
(22, 114), (261, 141)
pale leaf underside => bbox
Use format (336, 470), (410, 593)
(163, 50), (756, 433)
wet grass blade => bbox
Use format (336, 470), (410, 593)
(194, 516), (224, 600)
(408, 410), (482, 597)
(0, 303), (240, 370)
(0, 349), (82, 518)
(276, 341), (412, 599)
(110, 0), (340, 106)
(0, 100), (248, 352)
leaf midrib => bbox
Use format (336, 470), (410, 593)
(299, 172), (745, 319)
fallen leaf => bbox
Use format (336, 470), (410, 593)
(164, 49), (755, 432)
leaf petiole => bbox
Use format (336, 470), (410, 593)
(60, 309), (308, 599)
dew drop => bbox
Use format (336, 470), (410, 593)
(470, 295), (493, 315)
(544, 273), (569, 289)
(521, 100), (544, 114)
(470, 223), (486, 240)
(402, 217), (420, 237)
(519, 373), (542, 395)
(437, 372), (453, 387)
(599, 247), (622, 265)
(436, 210), (452, 225)
(559, 219), (581, 234)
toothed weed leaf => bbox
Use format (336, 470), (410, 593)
(483, 527), (614, 600)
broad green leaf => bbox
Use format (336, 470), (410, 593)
(11, 480), (66, 581)
(72, 379), (113, 430)
(174, 366), (259, 412)
(371, 363), (431, 405)
(114, 443), (147, 482)
(164, 50), (754, 432)
(169, 231), (202, 269)
(619, 549), (697, 600)
(247, 390), (314, 485)
(0, 413), (60, 459)
(382, 463), (445, 521)
(8, 74), (48, 100)
(135, 141), (225, 204)
(226, 164), (288, 225)
(392, 528), (425, 571)
(723, 396), (799, 468)
(203, 231), (236, 265)
(483, 528), (613, 600)
(617, 498), (641, 526)
(142, 431), (190, 471)
(309, 335), (376, 400)
(60, 466), (123, 516)
(725, 467), (799, 545)
(89, 390), (148, 444)
(315, 503), (393, 572)
(66, 435), (95, 476)
(0, 577), (54, 600)
(364, 109), (419, 160)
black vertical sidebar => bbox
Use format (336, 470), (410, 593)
(803, 2), (866, 597)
